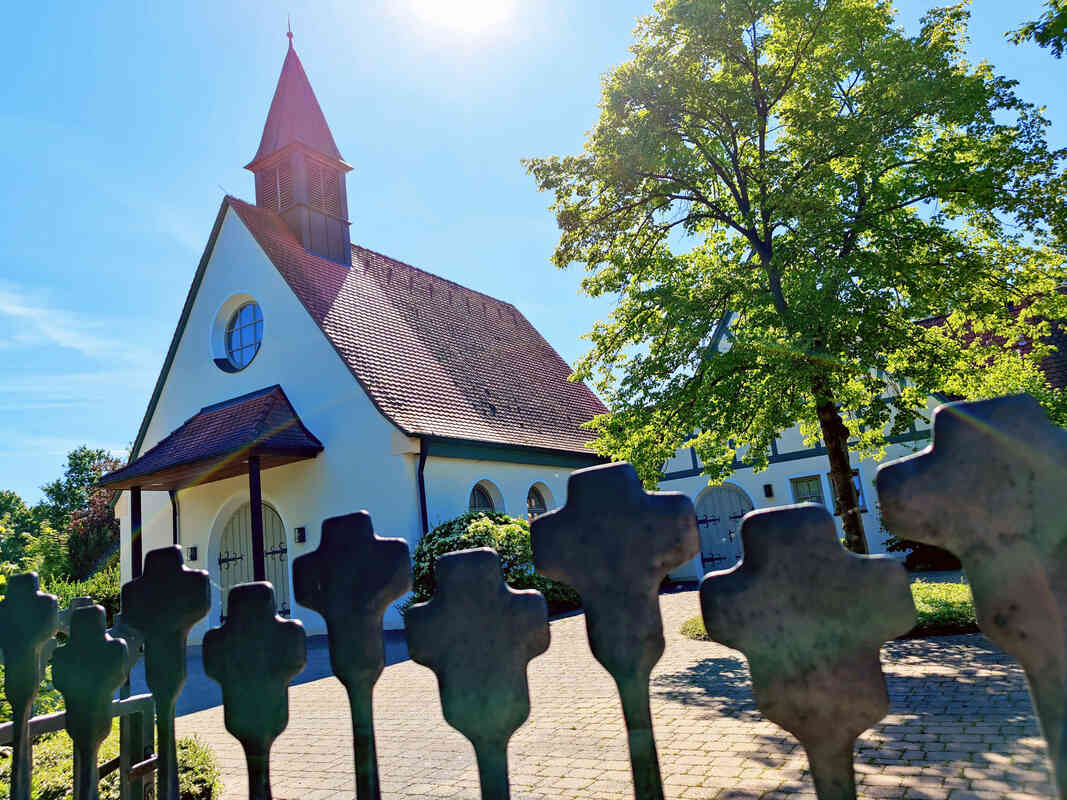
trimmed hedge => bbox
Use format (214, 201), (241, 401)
(0, 730), (220, 800)
(679, 579), (979, 641)
(411, 512), (581, 615)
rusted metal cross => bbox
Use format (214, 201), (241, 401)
(203, 583), (306, 800)
(292, 512), (411, 800)
(0, 572), (58, 800)
(531, 462), (699, 800)
(407, 548), (549, 800)
(877, 394), (1067, 797)
(700, 504), (914, 800)
(52, 605), (129, 800)
(121, 546), (210, 800)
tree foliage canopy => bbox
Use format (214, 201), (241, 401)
(525, 0), (1067, 514)
(1010, 0), (1067, 58)
(0, 446), (120, 580)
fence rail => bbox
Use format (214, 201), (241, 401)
(0, 393), (1063, 800)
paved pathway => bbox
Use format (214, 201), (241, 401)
(177, 589), (1052, 799)
(132, 632), (408, 716)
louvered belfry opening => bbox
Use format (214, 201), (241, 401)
(246, 37), (353, 263)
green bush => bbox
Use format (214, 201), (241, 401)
(679, 615), (710, 641)
(884, 536), (962, 572)
(47, 564), (121, 626)
(0, 665), (64, 723)
(911, 579), (978, 636)
(411, 512), (581, 615)
(0, 729), (221, 800)
(679, 580), (979, 641)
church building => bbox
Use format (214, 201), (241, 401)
(100, 36), (606, 638)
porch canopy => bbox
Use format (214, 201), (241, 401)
(100, 384), (322, 580)
(99, 385), (322, 491)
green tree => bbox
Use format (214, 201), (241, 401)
(525, 0), (1066, 553)
(1011, 1), (1067, 58)
(38, 446), (120, 533)
(0, 490), (35, 537)
(0, 491), (37, 567)
(38, 446), (121, 578)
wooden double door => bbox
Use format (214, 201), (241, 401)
(695, 485), (753, 572)
(217, 502), (291, 621)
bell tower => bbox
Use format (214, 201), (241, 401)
(246, 32), (352, 264)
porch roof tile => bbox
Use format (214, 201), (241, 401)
(99, 385), (323, 490)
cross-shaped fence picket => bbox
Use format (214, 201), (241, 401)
(0, 393), (1064, 800)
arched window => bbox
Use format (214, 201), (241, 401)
(469, 484), (495, 514)
(527, 486), (547, 519)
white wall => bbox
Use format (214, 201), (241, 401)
(422, 456), (570, 529)
(659, 404), (938, 580)
(119, 206), (421, 640)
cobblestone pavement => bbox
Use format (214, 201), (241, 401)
(177, 589), (1053, 799)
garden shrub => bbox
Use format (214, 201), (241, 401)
(411, 512), (580, 614)
(679, 579), (979, 641)
(910, 579), (977, 636)
(47, 564), (121, 626)
(679, 615), (710, 641)
(0, 729), (221, 800)
(884, 536), (962, 572)
(0, 665), (64, 723)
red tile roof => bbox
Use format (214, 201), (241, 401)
(99, 385), (323, 489)
(227, 198), (608, 455)
(917, 296), (1067, 390)
(246, 42), (343, 169)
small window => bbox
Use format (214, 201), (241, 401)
(527, 486), (547, 520)
(790, 475), (825, 505)
(826, 470), (867, 515)
(225, 302), (264, 370)
(469, 484), (495, 514)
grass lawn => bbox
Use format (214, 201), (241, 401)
(680, 579), (978, 641)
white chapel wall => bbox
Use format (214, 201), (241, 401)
(120, 205), (421, 640)
(422, 456), (573, 530)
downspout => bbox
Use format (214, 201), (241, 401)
(417, 438), (429, 535)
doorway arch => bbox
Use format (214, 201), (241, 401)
(694, 484), (754, 572)
(217, 501), (290, 622)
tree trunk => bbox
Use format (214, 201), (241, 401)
(814, 392), (868, 555)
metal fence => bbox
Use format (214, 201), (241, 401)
(0, 393), (1064, 800)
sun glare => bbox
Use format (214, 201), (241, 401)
(406, 0), (518, 36)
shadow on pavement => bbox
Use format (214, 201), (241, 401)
(127, 630), (409, 717)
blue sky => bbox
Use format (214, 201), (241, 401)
(0, 0), (1062, 503)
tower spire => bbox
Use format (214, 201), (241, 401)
(246, 37), (352, 264)
(287, 16), (293, 47)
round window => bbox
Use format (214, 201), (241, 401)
(225, 302), (263, 370)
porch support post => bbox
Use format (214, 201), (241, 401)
(248, 454), (266, 582)
(131, 486), (143, 579)
(169, 489), (180, 546)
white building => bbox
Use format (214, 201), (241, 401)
(659, 415), (935, 582)
(102, 38), (605, 641)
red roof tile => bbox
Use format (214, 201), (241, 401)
(246, 42), (343, 169)
(227, 197), (607, 455)
(916, 295), (1067, 390)
(99, 385), (323, 489)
